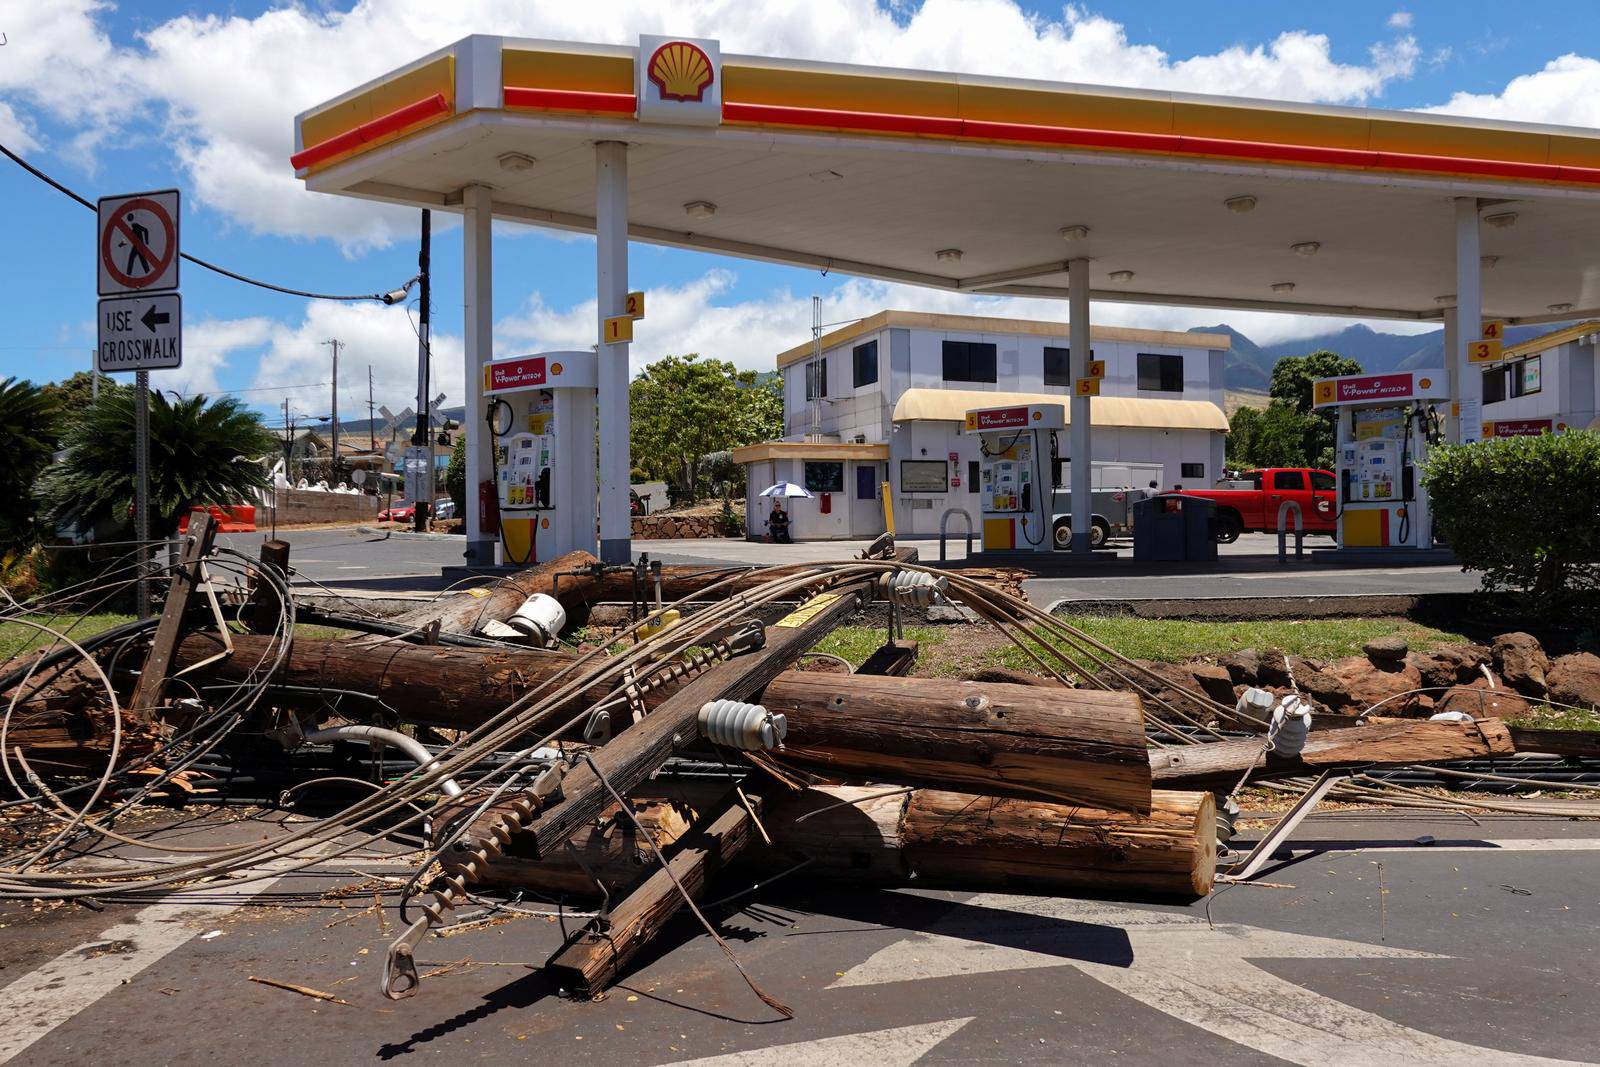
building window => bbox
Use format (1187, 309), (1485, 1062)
(942, 340), (997, 383)
(1181, 462), (1205, 480)
(900, 459), (949, 493)
(805, 358), (828, 400)
(967, 460), (979, 493)
(1483, 365), (1507, 404)
(803, 461), (844, 493)
(1136, 352), (1183, 393)
(855, 463), (877, 499)
(1043, 346), (1070, 387)
(852, 340), (879, 388)
(1513, 355), (1542, 397)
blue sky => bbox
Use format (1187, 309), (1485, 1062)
(4, 0), (1600, 425)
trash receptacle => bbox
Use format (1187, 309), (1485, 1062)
(1132, 494), (1217, 562)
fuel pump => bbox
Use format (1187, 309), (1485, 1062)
(963, 402), (1064, 553)
(479, 351), (599, 566)
(1313, 369), (1448, 550)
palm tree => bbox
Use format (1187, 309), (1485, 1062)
(42, 390), (274, 538)
(0, 377), (63, 555)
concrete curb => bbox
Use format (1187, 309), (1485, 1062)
(1044, 591), (1456, 620)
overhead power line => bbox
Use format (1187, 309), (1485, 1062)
(1, 141), (413, 304)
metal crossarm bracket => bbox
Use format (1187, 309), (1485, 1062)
(1218, 770), (1346, 883)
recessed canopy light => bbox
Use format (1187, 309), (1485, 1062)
(1434, 294), (1457, 307)
(1059, 224), (1090, 241)
(497, 152), (536, 172)
(1290, 241), (1321, 257)
(684, 200), (717, 219)
(1224, 195), (1258, 213)
(1270, 281), (1297, 294)
(1480, 255), (1500, 269)
(1484, 212), (1519, 229)
(809, 169), (843, 182)
(1108, 269), (1135, 283)
(1548, 302), (1574, 313)
(935, 248), (964, 263)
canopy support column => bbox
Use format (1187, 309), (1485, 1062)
(1453, 197), (1484, 445)
(463, 184), (495, 565)
(1069, 257), (1092, 554)
(597, 141), (631, 564)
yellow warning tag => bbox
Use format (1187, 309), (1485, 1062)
(465, 587), (492, 599)
(775, 592), (841, 628)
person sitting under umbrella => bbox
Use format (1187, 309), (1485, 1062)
(767, 500), (792, 543)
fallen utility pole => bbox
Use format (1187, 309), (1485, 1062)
(544, 789), (757, 997)
(178, 632), (1151, 809)
(127, 511), (216, 721)
(389, 549), (601, 634)
(1148, 716), (1517, 792)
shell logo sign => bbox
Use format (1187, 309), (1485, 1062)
(637, 34), (722, 126)
(648, 41), (714, 102)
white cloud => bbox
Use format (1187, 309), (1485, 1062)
(151, 316), (276, 397)
(1388, 11), (1413, 30)
(4, 1), (1421, 251)
(1425, 54), (1600, 129)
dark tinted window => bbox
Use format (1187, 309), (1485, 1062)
(803, 461), (843, 492)
(852, 341), (879, 388)
(942, 340), (998, 383)
(1483, 366), (1506, 404)
(1272, 470), (1305, 490)
(1310, 471), (1336, 491)
(805, 358), (827, 400)
(1136, 352), (1183, 392)
(1181, 462), (1204, 479)
(967, 460), (979, 493)
(1043, 346), (1071, 387)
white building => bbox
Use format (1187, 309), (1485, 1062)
(735, 310), (1230, 540)
(1481, 321), (1600, 437)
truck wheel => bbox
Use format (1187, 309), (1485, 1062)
(1053, 518), (1072, 549)
(1215, 511), (1242, 544)
(1091, 518), (1111, 548)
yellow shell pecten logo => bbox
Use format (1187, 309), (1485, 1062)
(648, 41), (715, 103)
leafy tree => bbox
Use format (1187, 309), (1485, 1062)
(0, 378), (63, 555)
(630, 355), (783, 496)
(1269, 350), (1362, 467)
(41, 372), (125, 436)
(445, 435), (467, 517)
(42, 390), (274, 538)
(1227, 401), (1329, 469)
(1425, 431), (1600, 617)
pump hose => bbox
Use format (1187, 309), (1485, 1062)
(484, 398), (536, 567)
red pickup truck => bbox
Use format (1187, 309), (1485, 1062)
(1175, 468), (1336, 543)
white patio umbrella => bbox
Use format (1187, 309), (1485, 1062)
(758, 482), (813, 499)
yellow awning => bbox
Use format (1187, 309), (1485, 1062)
(890, 388), (1229, 431)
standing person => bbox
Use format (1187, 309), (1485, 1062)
(767, 500), (792, 543)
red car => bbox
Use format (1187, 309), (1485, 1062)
(1173, 468), (1337, 543)
(378, 501), (416, 522)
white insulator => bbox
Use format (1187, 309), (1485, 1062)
(1235, 686), (1275, 722)
(505, 593), (567, 647)
(1266, 693), (1312, 757)
(1429, 710), (1474, 723)
(698, 699), (787, 751)
(889, 569), (947, 608)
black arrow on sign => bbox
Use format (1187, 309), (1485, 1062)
(140, 305), (171, 333)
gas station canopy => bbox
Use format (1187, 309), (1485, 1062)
(296, 34), (1600, 323)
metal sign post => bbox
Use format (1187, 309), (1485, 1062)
(97, 189), (181, 620)
(134, 370), (152, 617)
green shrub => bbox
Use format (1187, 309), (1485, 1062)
(1423, 431), (1600, 613)
(445, 436), (467, 516)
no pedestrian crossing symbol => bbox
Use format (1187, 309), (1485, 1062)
(98, 189), (179, 295)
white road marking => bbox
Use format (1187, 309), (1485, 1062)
(0, 859), (303, 1064)
(831, 894), (1582, 1066)
(666, 1017), (972, 1067)
(1264, 837), (1600, 855)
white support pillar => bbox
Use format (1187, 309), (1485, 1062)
(462, 183), (496, 565)
(1068, 257), (1092, 554)
(1442, 310), (1460, 444)
(1453, 197), (1484, 445)
(596, 141), (631, 564)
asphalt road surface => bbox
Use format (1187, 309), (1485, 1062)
(2, 812), (1596, 1065)
(217, 529), (1481, 605)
